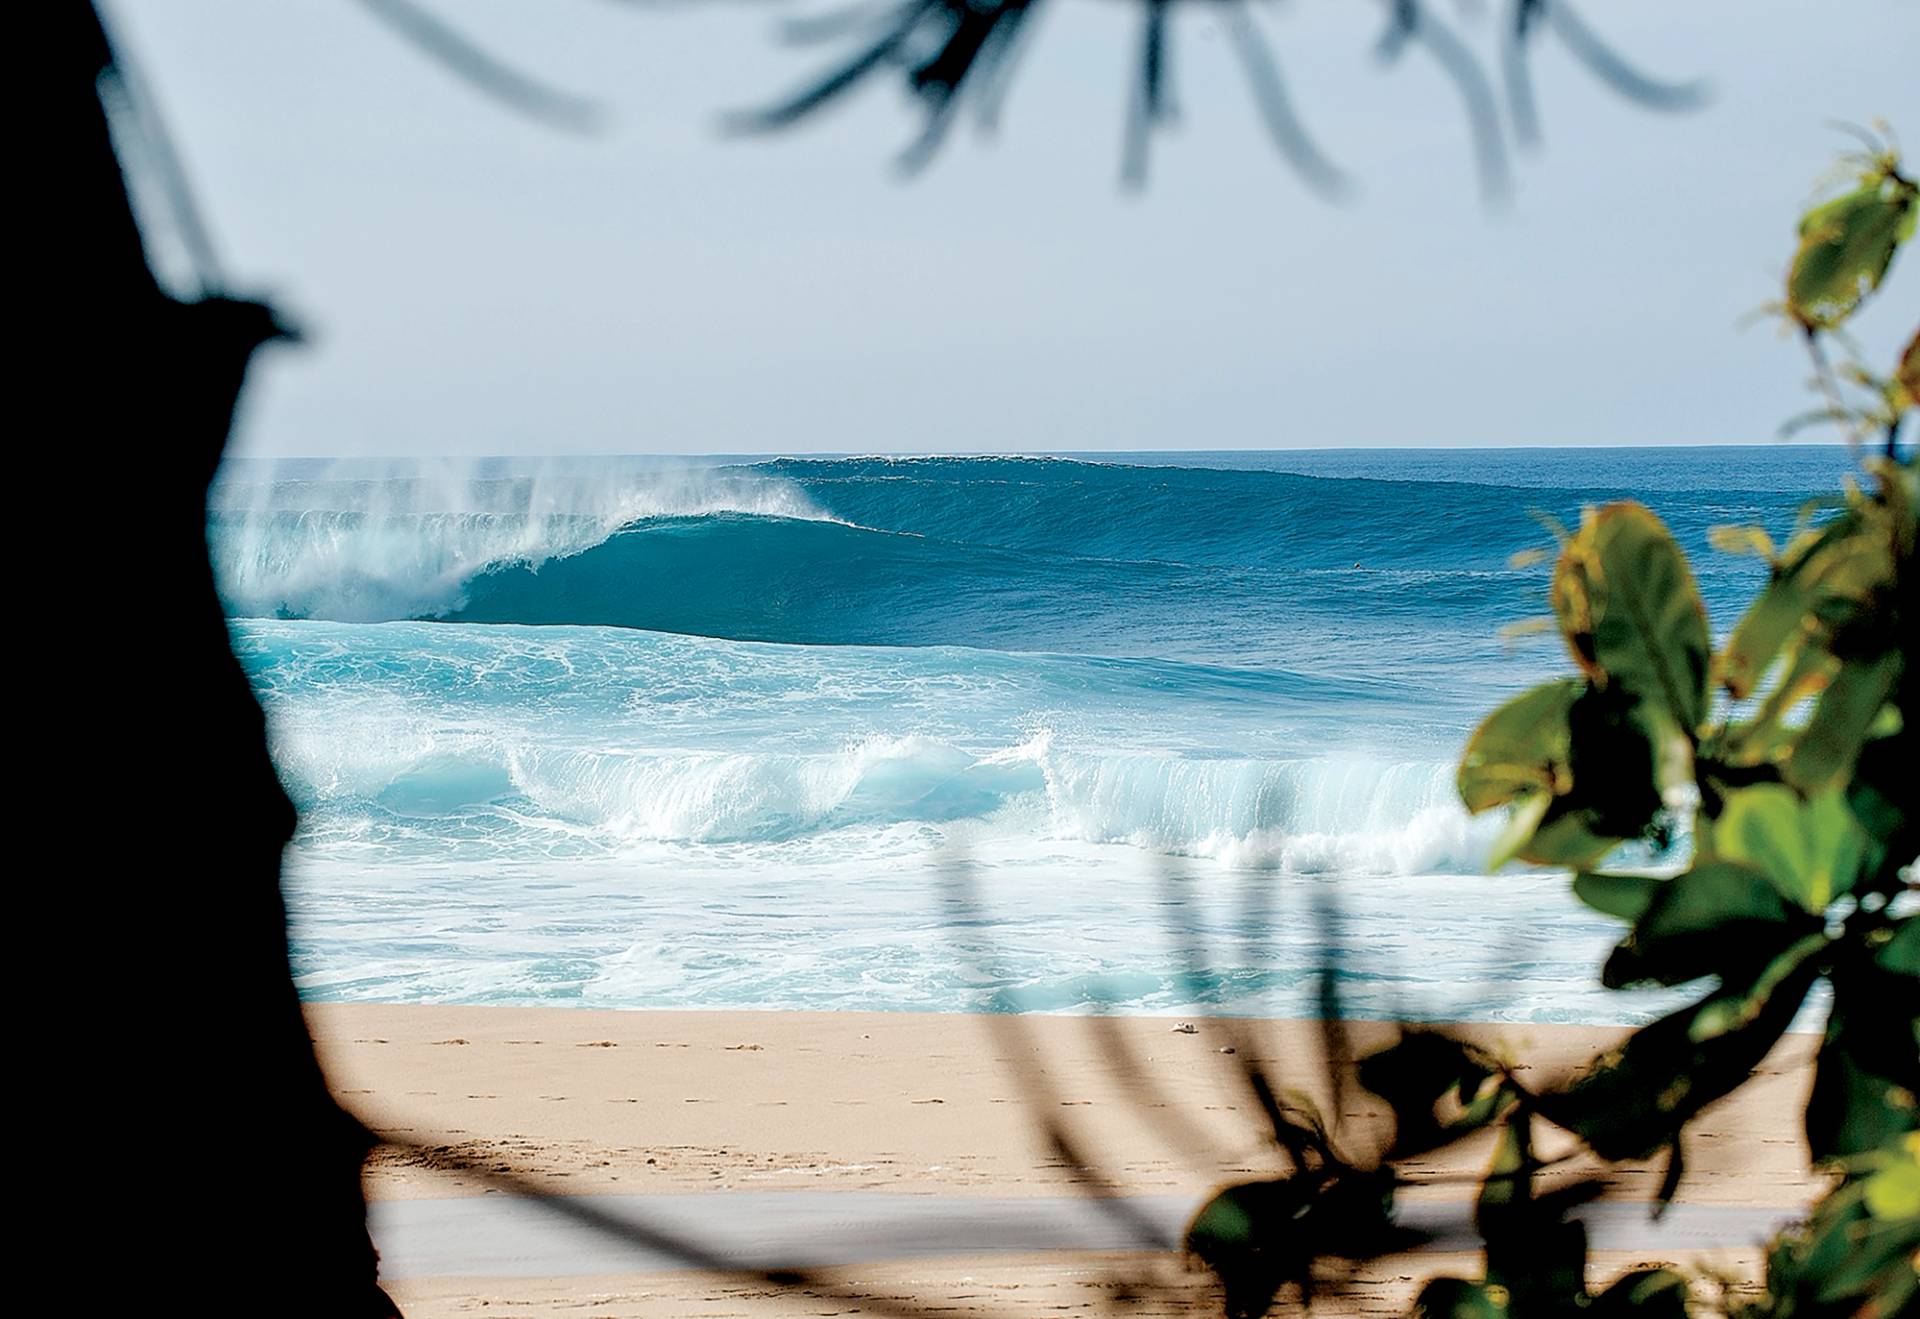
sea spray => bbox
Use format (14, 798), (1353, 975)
(213, 454), (1816, 668)
(211, 455), (830, 620)
(236, 451), (1841, 1015)
(246, 621), (1487, 872)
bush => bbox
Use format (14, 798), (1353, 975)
(1187, 129), (1917, 1319)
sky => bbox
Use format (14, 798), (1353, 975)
(112, 0), (1918, 457)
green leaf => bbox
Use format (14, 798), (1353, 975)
(1877, 917), (1919, 977)
(1709, 785), (1873, 911)
(1805, 948), (1920, 1163)
(1458, 680), (1639, 870)
(1186, 1179), (1304, 1319)
(1458, 680), (1579, 813)
(1808, 1036), (1920, 1166)
(1550, 503), (1711, 740)
(1849, 728), (1919, 878)
(1413, 1279), (1510, 1319)
(1719, 644), (1834, 769)
(1485, 791), (1553, 871)
(1863, 1137), (1920, 1220)
(1458, 678), (1680, 870)
(1511, 684), (1671, 870)
(1187, 1182), (1258, 1248)
(1588, 1269), (1691, 1319)
(1687, 932), (1829, 1042)
(1786, 652), (1901, 794)
(1472, 1113), (1604, 1308)
(1516, 803), (1620, 870)
(1539, 949), (1821, 1161)
(1787, 173), (1919, 330)
(1718, 505), (1891, 707)
(1718, 569), (1812, 701)
(1356, 1031), (1504, 1157)
(1897, 323), (1920, 410)
(1186, 1169), (1420, 1319)
(1600, 862), (1811, 990)
(1707, 523), (1776, 560)
(1762, 1157), (1920, 1312)
(1572, 871), (1661, 922)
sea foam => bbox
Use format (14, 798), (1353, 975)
(233, 451), (1828, 1017)
(211, 457), (830, 620)
(263, 691), (1485, 875)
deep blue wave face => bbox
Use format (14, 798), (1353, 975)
(210, 449), (1856, 1018)
(215, 452), (1835, 672)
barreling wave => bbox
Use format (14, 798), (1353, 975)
(239, 450), (1820, 1017)
(210, 457), (835, 621)
(212, 456), (1791, 654)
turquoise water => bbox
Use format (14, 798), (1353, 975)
(216, 448), (1854, 1021)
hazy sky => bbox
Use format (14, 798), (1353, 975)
(115, 1), (1917, 457)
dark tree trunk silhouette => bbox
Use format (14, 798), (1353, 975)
(51, 5), (389, 1312)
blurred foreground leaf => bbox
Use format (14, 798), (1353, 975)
(1550, 502), (1710, 741)
(1707, 786), (1872, 911)
(1598, 861), (1818, 990)
(1786, 165), (1917, 330)
(1186, 1166), (1419, 1318)
(1539, 948), (1820, 1162)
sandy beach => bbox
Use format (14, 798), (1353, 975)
(312, 1005), (1822, 1315)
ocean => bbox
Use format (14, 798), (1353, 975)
(214, 447), (1855, 1023)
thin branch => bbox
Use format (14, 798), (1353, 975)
(353, 0), (602, 132)
(971, 0), (1046, 133)
(1500, 0), (1542, 148)
(721, 0), (1704, 189)
(1803, 328), (1857, 446)
(1222, 4), (1350, 198)
(94, 15), (225, 295)
(728, 1), (935, 132)
(1121, 0), (1173, 188)
(1387, 0), (1511, 202)
(781, 0), (917, 45)
(1545, 0), (1708, 112)
(369, 1132), (1009, 1319)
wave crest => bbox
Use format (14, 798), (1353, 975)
(210, 458), (829, 620)
(273, 714), (1490, 875)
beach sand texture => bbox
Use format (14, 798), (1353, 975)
(314, 1005), (1821, 1316)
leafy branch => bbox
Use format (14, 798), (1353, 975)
(351, 0), (1707, 191)
(1769, 121), (1918, 458)
(1189, 134), (1918, 1318)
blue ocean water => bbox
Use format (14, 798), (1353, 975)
(214, 447), (1856, 1022)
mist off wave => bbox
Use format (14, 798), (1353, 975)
(222, 451), (1831, 1014)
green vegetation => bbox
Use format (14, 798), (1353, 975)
(1187, 133), (1917, 1318)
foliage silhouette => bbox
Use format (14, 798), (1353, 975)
(358, 0), (1705, 190)
(1184, 135), (1918, 1317)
